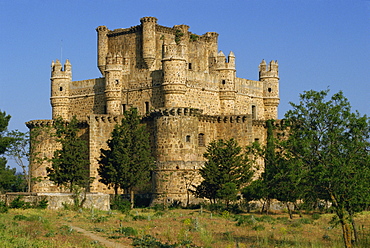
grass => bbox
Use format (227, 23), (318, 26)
(0, 208), (369, 247)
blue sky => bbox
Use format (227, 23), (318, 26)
(1, 0), (369, 133)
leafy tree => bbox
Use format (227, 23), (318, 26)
(0, 110), (12, 155)
(98, 108), (154, 208)
(243, 120), (304, 217)
(6, 130), (30, 192)
(284, 89), (370, 248)
(193, 138), (254, 204)
(47, 116), (91, 192)
(0, 110), (18, 193)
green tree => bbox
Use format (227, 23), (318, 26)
(243, 120), (304, 217)
(284, 89), (370, 248)
(194, 138), (254, 205)
(0, 110), (17, 193)
(6, 130), (30, 192)
(47, 116), (91, 193)
(98, 108), (154, 208)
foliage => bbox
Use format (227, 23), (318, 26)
(130, 234), (198, 248)
(98, 107), (154, 207)
(283, 89), (370, 247)
(243, 120), (303, 216)
(174, 29), (184, 44)
(47, 116), (91, 192)
(111, 195), (131, 213)
(193, 138), (254, 204)
(116, 226), (138, 236)
(6, 130), (30, 192)
(9, 196), (31, 209)
(0, 201), (8, 213)
(0, 110), (19, 193)
(0, 110), (12, 154)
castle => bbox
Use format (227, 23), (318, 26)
(26, 17), (279, 204)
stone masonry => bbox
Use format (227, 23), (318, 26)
(26, 17), (279, 204)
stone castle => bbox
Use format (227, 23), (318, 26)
(26, 17), (279, 204)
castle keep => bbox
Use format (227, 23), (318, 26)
(27, 17), (279, 204)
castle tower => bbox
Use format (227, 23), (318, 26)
(104, 52), (123, 115)
(150, 108), (203, 204)
(217, 51), (236, 115)
(162, 41), (187, 108)
(259, 60), (280, 119)
(140, 17), (157, 69)
(96, 25), (109, 75)
(50, 59), (71, 120)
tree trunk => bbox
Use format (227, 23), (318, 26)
(293, 201), (303, 218)
(350, 214), (358, 243)
(286, 202), (293, 219)
(130, 189), (134, 209)
(341, 221), (353, 248)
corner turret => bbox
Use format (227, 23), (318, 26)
(216, 51), (236, 114)
(141, 17), (157, 69)
(50, 59), (71, 120)
(96, 25), (109, 75)
(161, 41), (187, 107)
(104, 52), (123, 115)
(259, 60), (280, 119)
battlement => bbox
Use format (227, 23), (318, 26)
(140, 16), (158, 23)
(51, 59), (71, 79)
(259, 60), (279, 80)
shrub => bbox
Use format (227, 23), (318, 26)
(234, 215), (257, 226)
(13, 214), (28, 221)
(311, 213), (321, 220)
(10, 196), (30, 209)
(252, 224), (265, 231)
(0, 201), (8, 213)
(111, 196), (131, 213)
(256, 215), (276, 224)
(36, 198), (48, 209)
(116, 226), (138, 236)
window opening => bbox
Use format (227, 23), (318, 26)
(252, 105), (256, 119)
(198, 133), (205, 147)
(186, 135), (191, 142)
(188, 63), (192, 70)
(145, 102), (150, 113)
(122, 104), (126, 114)
(59, 87), (63, 91)
(268, 87), (272, 93)
(222, 80), (226, 85)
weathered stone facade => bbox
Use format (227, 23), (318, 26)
(26, 17), (279, 204)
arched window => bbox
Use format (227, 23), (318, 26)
(198, 133), (205, 147)
(252, 105), (257, 119)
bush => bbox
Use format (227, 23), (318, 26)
(0, 201), (8, 213)
(252, 224), (265, 231)
(234, 215), (257, 226)
(36, 198), (48, 209)
(111, 196), (131, 213)
(116, 226), (138, 236)
(13, 214), (28, 221)
(311, 213), (321, 220)
(10, 196), (31, 209)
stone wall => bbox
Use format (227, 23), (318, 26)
(2, 193), (110, 211)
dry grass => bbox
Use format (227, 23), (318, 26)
(1, 207), (369, 247)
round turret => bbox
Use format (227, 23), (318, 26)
(50, 59), (71, 120)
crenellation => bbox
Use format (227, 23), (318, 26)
(28, 17), (280, 204)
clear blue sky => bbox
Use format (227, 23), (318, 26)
(1, 1), (369, 132)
